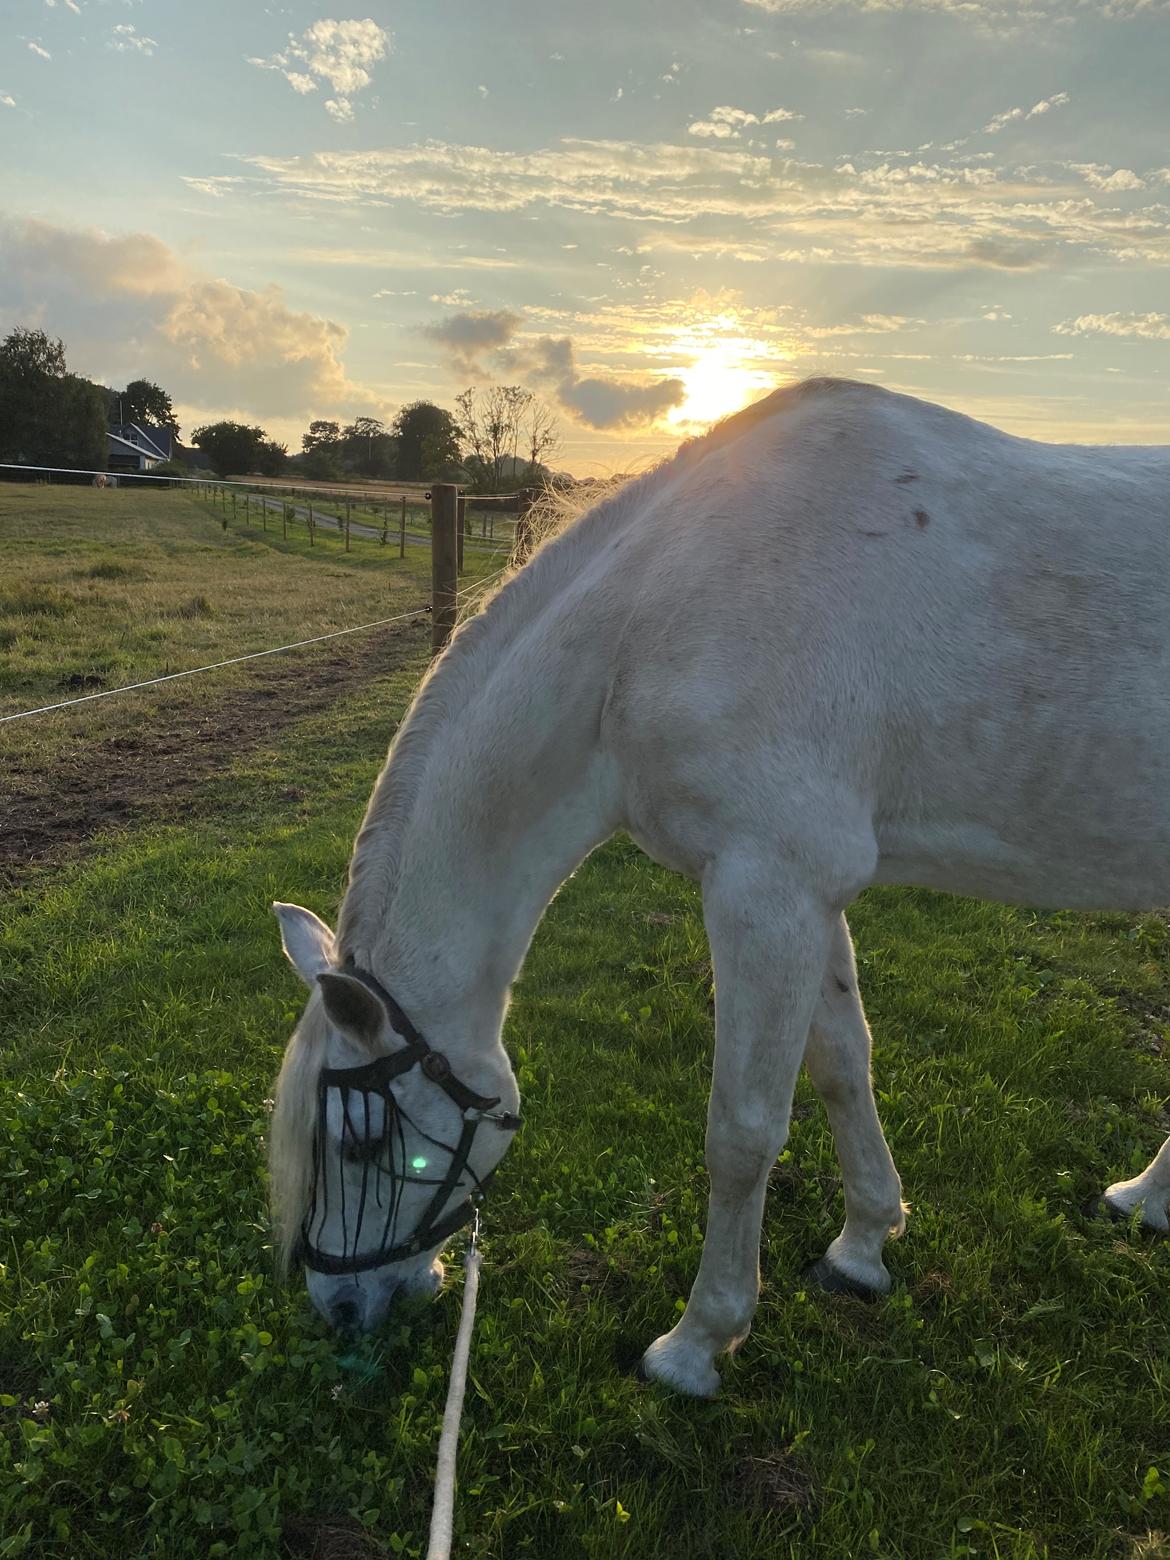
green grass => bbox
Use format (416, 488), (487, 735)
(0, 483), (501, 769)
(2, 492), (1169, 1558)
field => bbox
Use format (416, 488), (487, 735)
(1, 486), (1169, 1559)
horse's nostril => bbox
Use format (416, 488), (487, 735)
(330, 1297), (361, 1331)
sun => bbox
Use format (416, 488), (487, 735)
(666, 330), (781, 430)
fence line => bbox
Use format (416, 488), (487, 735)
(2, 474), (538, 722)
(0, 609), (430, 725)
(0, 460), (530, 506)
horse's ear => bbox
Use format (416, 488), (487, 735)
(273, 902), (335, 985)
(317, 972), (387, 1048)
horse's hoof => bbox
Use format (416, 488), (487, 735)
(1083, 1195), (1127, 1224)
(803, 1257), (883, 1303)
(1085, 1194), (1167, 1235)
(638, 1335), (722, 1398)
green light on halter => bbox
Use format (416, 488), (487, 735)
(411, 1156), (428, 1171)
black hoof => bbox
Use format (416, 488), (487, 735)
(1083, 1196), (1164, 1238)
(613, 1335), (648, 1376)
(1083, 1195), (1127, 1224)
(803, 1258), (882, 1303)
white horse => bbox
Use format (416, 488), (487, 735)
(270, 378), (1170, 1398)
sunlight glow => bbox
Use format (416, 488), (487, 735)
(665, 317), (784, 430)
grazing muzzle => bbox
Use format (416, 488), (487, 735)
(294, 963), (520, 1277)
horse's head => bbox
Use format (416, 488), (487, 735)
(268, 903), (520, 1332)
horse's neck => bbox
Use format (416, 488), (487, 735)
(338, 580), (622, 1059)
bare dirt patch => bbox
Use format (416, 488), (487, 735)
(1, 620), (430, 884)
(282, 1516), (384, 1560)
(730, 1449), (818, 1518)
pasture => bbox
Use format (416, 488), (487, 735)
(1, 485), (1168, 1558)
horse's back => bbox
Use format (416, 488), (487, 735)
(603, 382), (1170, 908)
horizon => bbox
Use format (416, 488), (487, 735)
(2, 1), (1168, 477)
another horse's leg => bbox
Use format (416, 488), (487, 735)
(802, 915), (906, 1298)
(1103, 1135), (1170, 1232)
(639, 858), (838, 1398)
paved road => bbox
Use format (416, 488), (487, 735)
(251, 492), (510, 556)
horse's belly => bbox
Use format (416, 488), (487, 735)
(873, 817), (1170, 910)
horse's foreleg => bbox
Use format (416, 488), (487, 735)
(639, 858), (837, 1398)
(1104, 1134), (1170, 1232)
(802, 915), (906, 1298)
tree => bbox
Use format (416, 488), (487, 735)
(256, 439), (288, 477)
(0, 328), (106, 470)
(119, 378), (178, 435)
(455, 384), (554, 491)
(523, 398), (561, 482)
(191, 421), (271, 477)
(419, 430), (465, 482)
(300, 446), (343, 481)
(392, 402), (461, 481)
(341, 416), (395, 477)
(0, 328), (66, 381)
(302, 419), (341, 455)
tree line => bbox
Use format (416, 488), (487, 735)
(0, 326), (563, 492)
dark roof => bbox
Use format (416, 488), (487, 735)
(108, 422), (174, 461)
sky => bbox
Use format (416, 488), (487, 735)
(1, 0), (1168, 474)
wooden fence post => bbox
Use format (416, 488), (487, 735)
(456, 493), (465, 574)
(431, 484), (459, 654)
(400, 495), (407, 559)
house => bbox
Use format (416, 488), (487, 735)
(107, 422), (175, 474)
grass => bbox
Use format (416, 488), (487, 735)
(1, 491), (1169, 1558)
(0, 483), (503, 770)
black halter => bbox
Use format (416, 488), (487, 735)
(295, 962), (520, 1277)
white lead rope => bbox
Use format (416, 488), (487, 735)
(425, 1221), (484, 1560)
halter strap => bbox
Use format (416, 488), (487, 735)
(295, 961), (520, 1276)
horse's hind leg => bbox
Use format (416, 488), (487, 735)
(1104, 1134), (1170, 1232)
(802, 915), (906, 1298)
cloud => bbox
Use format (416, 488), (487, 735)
(1067, 162), (1146, 190)
(0, 216), (375, 425)
(421, 308), (523, 373)
(109, 24), (158, 56)
(558, 373), (685, 428)
(1054, 311), (1170, 340)
(1, 94), (15, 109)
(803, 312), (922, 337)
(423, 308), (684, 428)
(248, 17), (389, 119)
(228, 136), (1170, 272)
(689, 104), (802, 139)
(26, 41), (51, 60)
(741, 0), (1168, 16)
(983, 92), (1069, 134)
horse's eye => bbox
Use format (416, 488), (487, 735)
(342, 1138), (381, 1167)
